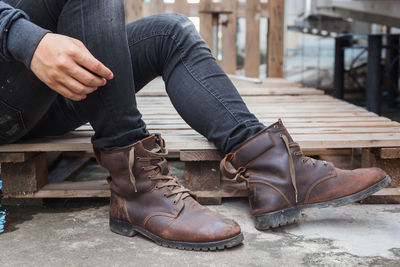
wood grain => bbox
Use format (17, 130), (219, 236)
(267, 0), (284, 77)
(245, 0), (261, 78)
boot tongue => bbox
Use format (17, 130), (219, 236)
(132, 134), (161, 156)
(271, 119), (294, 143)
(141, 134), (159, 151)
(137, 134), (168, 173)
(158, 160), (170, 175)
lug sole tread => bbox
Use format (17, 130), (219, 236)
(110, 217), (243, 251)
(255, 175), (392, 230)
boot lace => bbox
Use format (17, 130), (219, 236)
(221, 132), (329, 204)
(281, 134), (329, 203)
(281, 134), (299, 203)
(290, 142), (329, 167)
(128, 139), (190, 204)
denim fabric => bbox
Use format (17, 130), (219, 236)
(0, 0), (266, 154)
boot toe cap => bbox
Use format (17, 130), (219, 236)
(307, 167), (389, 203)
(146, 199), (242, 243)
(336, 167), (388, 187)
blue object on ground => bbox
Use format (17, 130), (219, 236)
(0, 180), (5, 233)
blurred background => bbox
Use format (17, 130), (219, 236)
(124, 0), (400, 119)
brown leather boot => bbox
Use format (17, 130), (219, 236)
(220, 120), (391, 230)
(94, 134), (243, 250)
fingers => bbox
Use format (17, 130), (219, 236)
(53, 83), (87, 101)
(72, 43), (114, 80)
(60, 76), (97, 96)
(68, 67), (107, 88)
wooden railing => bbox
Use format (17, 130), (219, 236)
(124, 0), (284, 78)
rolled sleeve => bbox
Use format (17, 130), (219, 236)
(0, 2), (50, 68)
(7, 18), (50, 68)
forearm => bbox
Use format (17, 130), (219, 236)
(0, 1), (49, 68)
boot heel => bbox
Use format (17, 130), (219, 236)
(254, 207), (301, 230)
(110, 217), (138, 237)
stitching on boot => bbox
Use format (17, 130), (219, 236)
(123, 201), (132, 224)
(143, 205), (183, 228)
(304, 173), (337, 203)
(250, 179), (292, 206)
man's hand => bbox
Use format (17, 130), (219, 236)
(31, 33), (114, 101)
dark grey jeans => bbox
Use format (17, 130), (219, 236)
(0, 0), (265, 154)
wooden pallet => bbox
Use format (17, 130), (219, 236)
(1, 78), (399, 204)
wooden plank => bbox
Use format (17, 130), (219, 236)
(2, 127), (400, 153)
(4, 180), (110, 198)
(1, 153), (48, 194)
(138, 2), (270, 18)
(143, 0), (165, 16)
(199, 0), (213, 49)
(174, 0), (189, 15)
(140, 76), (304, 88)
(220, 0), (237, 74)
(0, 152), (36, 163)
(267, 0), (285, 77)
(362, 148), (400, 188)
(137, 106), (374, 113)
(46, 152), (62, 167)
(129, 118), (398, 125)
(245, 0), (261, 78)
(48, 157), (92, 182)
(124, 0), (143, 23)
(137, 88), (324, 96)
(135, 127), (400, 135)
(135, 77), (323, 96)
(180, 150), (223, 161)
(2, 134), (400, 152)
(374, 148), (400, 159)
(185, 161), (221, 204)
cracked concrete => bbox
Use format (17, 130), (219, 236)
(0, 199), (399, 266)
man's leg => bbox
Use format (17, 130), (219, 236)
(24, 0), (150, 146)
(127, 14), (266, 154)
(1, 0), (148, 149)
(28, 12), (266, 155)
(54, 0), (148, 150)
(0, 0), (64, 144)
(24, 1), (243, 250)
(125, 14), (390, 231)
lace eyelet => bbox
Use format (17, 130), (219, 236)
(173, 200), (177, 205)
(274, 124), (279, 129)
(163, 193), (167, 197)
(155, 185), (159, 189)
(136, 157), (140, 160)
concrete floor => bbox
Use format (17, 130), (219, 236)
(0, 199), (399, 267)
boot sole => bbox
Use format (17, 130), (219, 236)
(109, 217), (244, 251)
(254, 175), (392, 230)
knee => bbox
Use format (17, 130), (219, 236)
(161, 13), (197, 37)
(94, 0), (126, 30)
(102, 0), (125, 20)
(66, 0), (125, 22)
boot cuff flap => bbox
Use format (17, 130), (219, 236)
(232, 130), (276, 167)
